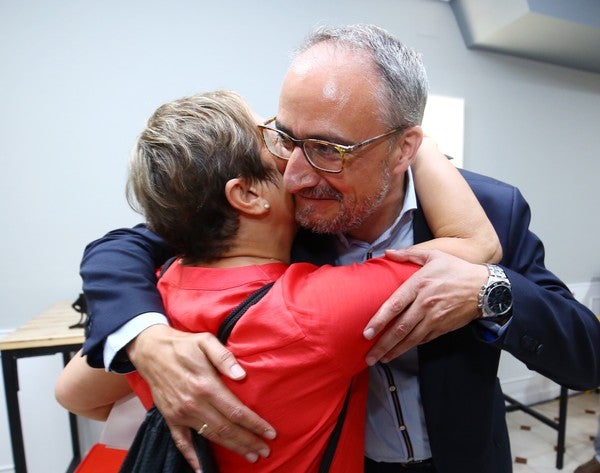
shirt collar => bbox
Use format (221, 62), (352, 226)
(336, 168), (417, 256)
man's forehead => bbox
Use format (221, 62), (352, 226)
(284, 50), (375, 108)
(290, 42), (370, 76)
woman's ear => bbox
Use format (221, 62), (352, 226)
(225, 178), (270, 216)
(392, 125), (424, 175)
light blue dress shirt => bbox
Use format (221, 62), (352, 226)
(335, 169), (433, 462)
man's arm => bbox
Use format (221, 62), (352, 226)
(79, 224), (276, 466)
(364, 176), (600, 390)
(492, 183), (599, 388)
(80, 224), (173, 369)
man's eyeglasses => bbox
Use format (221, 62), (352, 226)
(258, 117), (406, 174)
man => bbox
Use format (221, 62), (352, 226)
(81, 25), (600, 473)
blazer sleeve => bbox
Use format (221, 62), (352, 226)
(80, 223), (175, 368)
(465, 171), (600, 390)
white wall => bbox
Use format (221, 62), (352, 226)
(1, 0), (598, 471)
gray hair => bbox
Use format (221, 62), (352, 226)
(294, 24), (429, 128)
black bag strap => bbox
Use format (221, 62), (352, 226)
(194, 282), (275, 473)
(158, 256), (178, 279)
(217, 282), (275, 343)
(159, 259), (275, 345)
(318, 386), (351, 473)
(216, 281), (350, 473)
(154, 267), (350, 472)
(69, 293), (88, 329)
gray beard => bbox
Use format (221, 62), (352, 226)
(295, 170), (391, 235)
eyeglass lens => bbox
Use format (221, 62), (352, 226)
(262, 128), (343, 172)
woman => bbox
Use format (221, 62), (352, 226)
(56, 90), (500, 472)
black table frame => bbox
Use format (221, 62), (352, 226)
(1, 344), (82, 473)
(0, 341), (570, 472)
(504, 386), (568, 469)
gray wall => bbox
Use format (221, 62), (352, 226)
(0, 1), (598, 470)
(1, 0), (599, 330)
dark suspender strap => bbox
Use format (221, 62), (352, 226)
(217, 282), (275, 343)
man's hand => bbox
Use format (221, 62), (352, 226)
(127, 325), (276, 471)
(363, 248), (488, 365)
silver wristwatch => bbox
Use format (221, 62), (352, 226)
(477, 264), (513, 324)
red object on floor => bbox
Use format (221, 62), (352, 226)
(74, 444), (127, 473)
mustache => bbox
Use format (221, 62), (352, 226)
(298, 186), (343, 201)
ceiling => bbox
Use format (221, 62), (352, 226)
(447, 0), (600, 74)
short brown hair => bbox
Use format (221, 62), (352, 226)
(127, 90), (279, 263)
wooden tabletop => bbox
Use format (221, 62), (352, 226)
(0, 301), (85, 351)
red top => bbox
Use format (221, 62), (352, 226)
(128, 258), (418, 472)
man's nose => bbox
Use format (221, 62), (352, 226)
(283, 146), (320, 193)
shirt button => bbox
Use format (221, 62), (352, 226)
(389, 385), (397, 392)
(399, 425), (406, 431)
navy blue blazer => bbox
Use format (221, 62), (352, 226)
(80, 169), (600, 473)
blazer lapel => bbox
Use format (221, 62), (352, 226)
(292, 228), (337, 266)
(412, 200), (434, 244)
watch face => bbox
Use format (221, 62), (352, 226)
(486, 283), (513, 315)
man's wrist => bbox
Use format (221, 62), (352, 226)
(126, 323), (173, 366)
(477, 264), (513, 326)
(105, 312), (168, 372)
(469, 263), (490, 321)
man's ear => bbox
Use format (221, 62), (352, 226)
(392, 125), (424, 175)
(225, 178), (268, 216)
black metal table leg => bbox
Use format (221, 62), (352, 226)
(1, 351), (28, 473)
(555, 386), (569, 469)
(504, 387), (569, 470)
(1, 345), (83, 473)
(62, 351), (82, 469)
